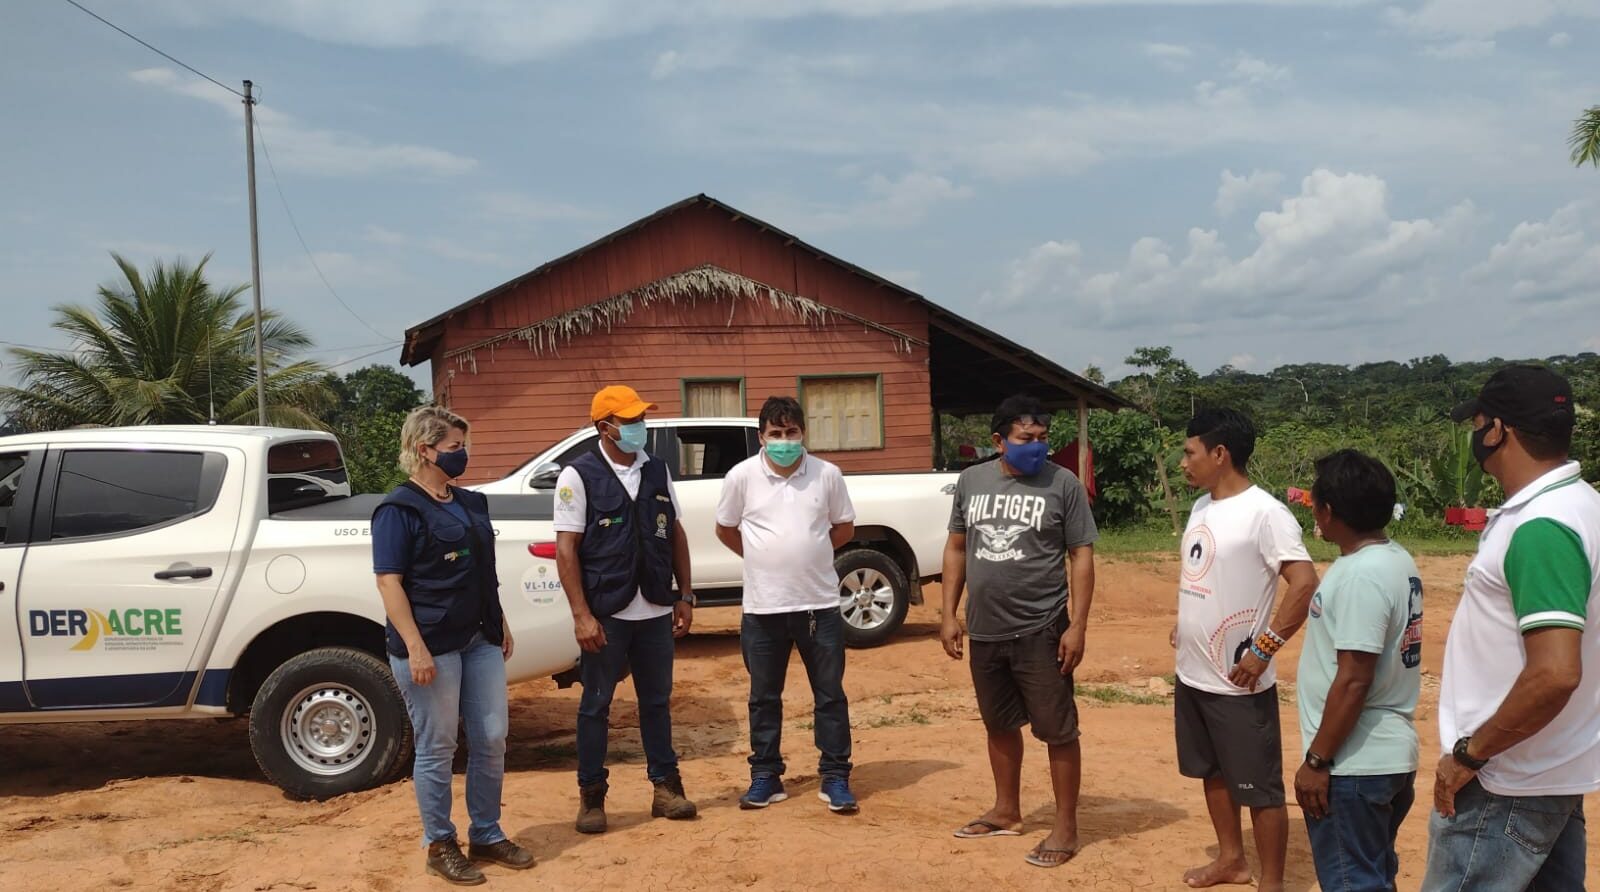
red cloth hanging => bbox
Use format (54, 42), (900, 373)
(1050, 439), (1097, 502)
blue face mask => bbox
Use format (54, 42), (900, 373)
(1002, 439), (1049, 476)
(765, 439), (805, 467)
(612, 421), (648, 453)
(432, 447), (469, 479)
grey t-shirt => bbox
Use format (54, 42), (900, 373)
(948, 459), (1098, 641)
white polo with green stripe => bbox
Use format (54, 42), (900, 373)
(1439, 461), (1600, 797)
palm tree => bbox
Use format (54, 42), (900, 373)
(1573, 106), (1600, 168)
(0, 254), (335, 430)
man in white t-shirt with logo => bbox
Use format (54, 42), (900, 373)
(716, 395), (860, 814)
(1424, 365), (1599, 892)
(1172, 408), (1318, 892)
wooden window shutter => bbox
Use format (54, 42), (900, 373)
(684, 380), (742, 417)
(802, 377), (881, 451)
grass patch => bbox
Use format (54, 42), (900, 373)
(526, 742), (578, 762)
(867, 708), (933, 729)
(1097, 522), (1476, 561)
(1078, 684), (1167, 706)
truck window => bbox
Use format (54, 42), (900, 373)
(0, 453), (27, 543)
(673, 426), (753, 479)
(268, 439), (352, 510)
(50, 450), (222, 540)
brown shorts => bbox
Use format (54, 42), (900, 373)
(968, 614), (1079, 745)
(1174, 679), (1285, 808)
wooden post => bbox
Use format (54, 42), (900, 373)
(1154, 426), (1181, 535)
(1076, 397), (1088, 479)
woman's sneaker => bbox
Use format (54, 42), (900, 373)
(817, 777), (859, 814)
(739, 774), (789, 809)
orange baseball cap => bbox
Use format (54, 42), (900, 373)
(590, 385), (657, 422)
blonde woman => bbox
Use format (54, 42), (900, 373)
(374, 406), (532, 885)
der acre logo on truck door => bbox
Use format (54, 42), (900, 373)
(28, 608), (185, 652)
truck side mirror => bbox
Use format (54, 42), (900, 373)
(529, 462), (562, 489)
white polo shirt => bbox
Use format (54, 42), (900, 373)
(553, 450), (680, 621)
(1439, 461), (1600, 796)
(716, 451), (856, 614)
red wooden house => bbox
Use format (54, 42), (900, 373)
(400, 194), (1128, 486)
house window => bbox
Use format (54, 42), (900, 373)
(799, 375), (883, 451)
(682, 378), (744, 417)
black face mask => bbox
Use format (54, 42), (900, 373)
(1470, 422), (1500, 469)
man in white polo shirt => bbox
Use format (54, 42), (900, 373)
(1424, 365), (1600, 892)
(716, 395), (859, 814)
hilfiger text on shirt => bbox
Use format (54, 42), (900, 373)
(968, 492), (1047, 562)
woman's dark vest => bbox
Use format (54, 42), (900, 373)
(375, 482), (505, 658)
(570, 449), (677, 618)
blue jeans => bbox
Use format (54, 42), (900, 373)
(576, 612), (679, 788)
(389, 632), (509, 846)
(1304, 772), (1415, 891)
(1421, 779), (1587, 892)
(742, 608), (852, 780)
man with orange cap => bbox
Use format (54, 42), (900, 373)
(554, 386), (698, 833)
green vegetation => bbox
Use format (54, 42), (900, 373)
(943, 347), (1600, 539)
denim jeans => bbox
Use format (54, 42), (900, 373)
(1303, 771), (1415, 891)
(1421, 779), (1587, 892)
(742, 608), (852, 780)
(576, 612), (679, 788)
(389, 632), (509, 846)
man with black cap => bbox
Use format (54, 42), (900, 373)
(1423, 365), (1600, 892)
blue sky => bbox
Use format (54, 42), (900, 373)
(3, 0), (1598, 392)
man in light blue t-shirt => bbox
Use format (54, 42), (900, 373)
(1295, 449), (1422, 892)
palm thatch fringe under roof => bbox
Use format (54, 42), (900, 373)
(443, 264), (930, 372)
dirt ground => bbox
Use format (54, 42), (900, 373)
(3, 554), (1597, 892)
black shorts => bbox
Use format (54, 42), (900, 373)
(968, 615), (1079, 746)
(1174, 679), (1285, 808)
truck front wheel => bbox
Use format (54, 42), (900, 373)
(249, 647), (413, 800)
(836, 548), (910, 648)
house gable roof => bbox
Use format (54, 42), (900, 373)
(401, 194), (1131, 412)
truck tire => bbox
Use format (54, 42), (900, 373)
(835, 548), (910, 648)
(249, 646), (413, 800)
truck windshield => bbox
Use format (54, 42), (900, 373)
(268, 439), (352, 511)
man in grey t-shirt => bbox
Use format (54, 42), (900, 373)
(940, 395), (1098, 870)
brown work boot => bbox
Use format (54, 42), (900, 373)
(651, 773), (698, 820)
(575, 782), (608, 834)
(468, 838), (535, 870)
(425, 839), (486, 886)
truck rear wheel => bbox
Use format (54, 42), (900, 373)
(836, 548), (910, 648)
(249, 646), (412, 800)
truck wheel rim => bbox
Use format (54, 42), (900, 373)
(839, 568), (896, 631)
(281, 683), (376, 777)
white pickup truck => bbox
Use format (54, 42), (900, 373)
(0, 426), (580, 799)
(476, 416), (958, 648)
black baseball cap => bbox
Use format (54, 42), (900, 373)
(1450, 365), (1576, 434)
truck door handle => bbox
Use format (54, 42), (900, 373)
(155, 566), (213, 580)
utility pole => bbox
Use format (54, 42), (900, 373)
(243, 79), (267, 426)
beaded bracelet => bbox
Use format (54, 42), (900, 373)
(1252, 631), (1284, 659)
(1248, 641), (1274, 662)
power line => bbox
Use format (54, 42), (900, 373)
(60, 0), (244, 99)
(305, 341), (402, 356)
(253, 116), (396, 342)
(322, 344), (403, 372)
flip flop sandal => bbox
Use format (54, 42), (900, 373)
(952, 819), (1022, 838)
(1024, 846), (1078, 868)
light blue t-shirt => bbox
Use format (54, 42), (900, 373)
(1297, 540), (1423, 776)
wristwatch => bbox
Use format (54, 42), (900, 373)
(677, 590), (698, 607)
(1305, 751), (1333, 771)
(1453, 736), (1489, 771)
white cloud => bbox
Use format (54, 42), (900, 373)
(760, 171), (975, 232)
(1387, 0), (1600, 39)
(987, 169), (1479, 333)
(651, 50), (682, 80)
(149, 1), (1378, 63)
(1549, 31), (1572, 47)
(1230, 54), (1291, 85)
(1421, 39), (1496, 60)
(1468, 202), (1600, 307)
(1226, 353), (1257, 369)
(128, 67), (477, 178)
(1215, 169), (1285, 217)
(1142, 42), (1194, 70)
